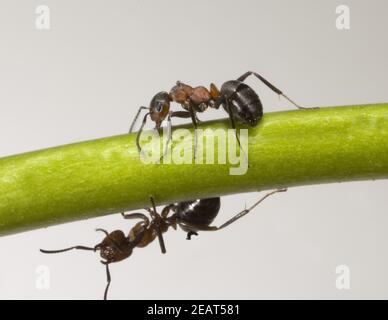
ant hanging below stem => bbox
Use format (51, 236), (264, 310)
(40, 188), (286, 299)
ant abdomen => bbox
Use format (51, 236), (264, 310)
(220, 80), (263, 126)
(175, 198), (221, 229)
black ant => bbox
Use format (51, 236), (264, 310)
(40, 188), (286, 299)
(130, 71), (315, 156)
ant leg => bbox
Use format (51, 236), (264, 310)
(158, 111), (191, 162)
(167, 111), (193, 159)
(102, 262), (111, 300)
(186, 231), (198, 240)
(129, 106), (149, 133)
(171, 111), (191, 118)
(217, 188), (287, 230)
(136, 112), (150, 155)
(225, 99), (240, 145)
(95, 228), (109, 236)
(40, 246), (95, 254)
(188, 105), (199, 128)
(161, 204), (176, 219)
(149, 196), (167, 254)
(176, 222), (217, 240)
(121, 212), (149, 223)
(159, 112), (172, 162)
(195, 103), (206, 123)
(177, 189), (287, 236)
(187, 103), (199, 159)
(237, 71), (316, 110)
(121, 212), (150, 231)
(225, 99), (249, 163)
(149, 196), (159, 218)
(156, 230), (167, 254)
(161, 204), (178, 230)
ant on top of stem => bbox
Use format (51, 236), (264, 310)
(130, 71), (316, 157)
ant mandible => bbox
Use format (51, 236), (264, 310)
(40, 188), (286, 299)
(130, 71), (314, 155)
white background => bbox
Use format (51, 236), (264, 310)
(0, 0), (387, 299)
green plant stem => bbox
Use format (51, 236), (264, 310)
(0, 103), (387, 236)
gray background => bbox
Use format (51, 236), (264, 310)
(0, 0), (387, 299)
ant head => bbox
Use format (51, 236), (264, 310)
(40, 229), (138, 300)
(149, 91), (171, 130)
(96, 230), (134, 264)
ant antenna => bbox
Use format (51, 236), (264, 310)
(136, 112), (150, 156)
(129, 106), (149, 133)
(102, 261), (111, 300)
(40, 246), (96, 254)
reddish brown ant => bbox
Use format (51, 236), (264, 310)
(40, 189), (286, 299)
(130, 71), (314, 156)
